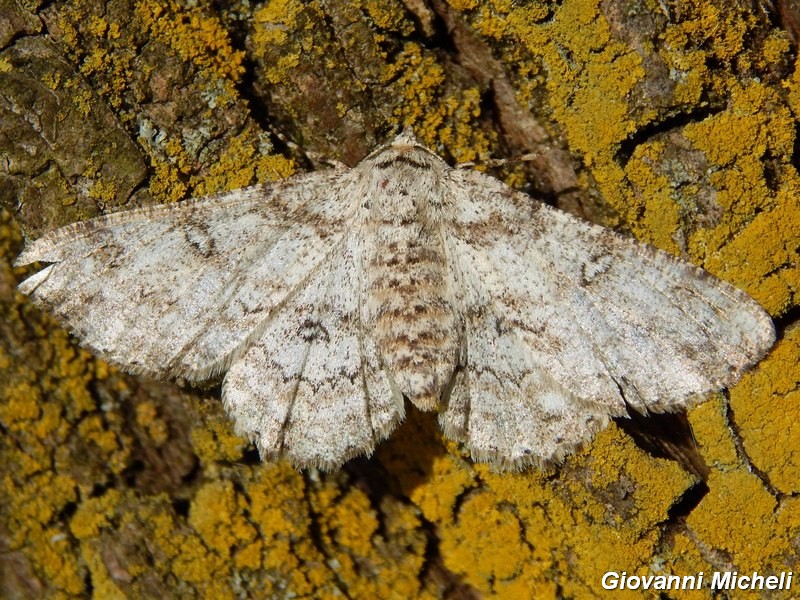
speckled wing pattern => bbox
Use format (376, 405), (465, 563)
(439, 169), (774, 467)
(16, 131), (776, 470)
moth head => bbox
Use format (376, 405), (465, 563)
(364, 128), (446, 171)
(391, 126), (422, 148)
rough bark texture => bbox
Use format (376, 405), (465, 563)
(1, 0), (798, 597)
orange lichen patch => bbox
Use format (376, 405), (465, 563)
(729, 326), (800, 494)
(190, 128), (296, 197)
(665, 3), (753, 63)
(325, 488), (379, 556)
(686, 395), (740, 468)
(134, 1), (244, 85)
(234, 537), (263, 570)
(406, 453), (476, 526)
(471, 2), (515, 41)
(147, 162), (189, 205)
(245, 467), (341, 596)
(579, 427), (696, 528)
(190, 480), (258, 556)
(87, 179), (119, 206)
(135, 401), (169, 446)
(70, 489), (123, 539)
(384, 43), (493, 163)
(786, 54), (800, 118)
(697, 180), (799, 314)
(189, 407), (247, 464)
(5, 473), (77, 545)
(509, 0), (643, 158)
(47, 7), (134, 111)
(12, 524), (86, 595)
(143, 495), (249, 599)
(0, 381), (43, 425)
(440, 490), (529, 588)
(433, 426), (696, 596)
(362, 1), (413, 33)
(311, 481), (426, 599)
(775, 496), (800, 555)
(79, 544), (126, 600)
(76, 415), (130, 473)
(247, 465), (308, 538)
(0, 470), (80, 593)
(496, 0), (796, 307)
(146, 506), (186, 560)
(686, 469), (798, 568)
(497, 0), (642, 227)
(250, 0), (305, 48)
(650, 79), (800, 315)
(171, 535), (231, 586)
(143, 115), (293, 206)
(161, 137), (194, 180)
(448, 0), (479, 11)
(660, 2), (776, 96)
(683, 83), (792, 201)
(384, 44), (443, 118)
(662, 535), (714, 600)
(624, 141), (683, 254)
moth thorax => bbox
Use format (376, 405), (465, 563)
(365, 224), (461, 411)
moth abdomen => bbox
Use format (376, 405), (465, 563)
(365, 222), (461, 412)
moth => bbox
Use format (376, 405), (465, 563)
(16, 131), (776, 470)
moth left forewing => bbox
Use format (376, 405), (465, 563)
(16, 170), (359, 381)
(442, 167), (774, 463)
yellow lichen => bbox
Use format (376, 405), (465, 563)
(686, 395), (740, 468)
(70, 489), (122, 539)
(234, 538), (263, 570)
(4, 0), (798, 596)
(440, 491), (530, 588)
(0, 381), (43, 426)
(385, 43), (492, 162)
(624, 140), (683, 253)
(135, 401), (169, 446)
(189, 406), (247, 464)
(171, 535), (228, 585)
(77, 415), (121, 455)
(134, 1), (244, 84)
(310, 477), (426, 599)
(251, 0), (305, 47)
(190, 480), (257, 556)
(449, 0), (479, 10)
(86, 15), (108, 37)
(190, 128), (296, 196)
(26, 527), (85, 595)
(148, 161), (188, 204)
(80, 544), (127, 600)
(686, 470), (794, 568)
(362, 1), (412, 33)
(729, 326), (800, 494)
(407, 454), (476, 526)
(325, 488), (379, 557)
(88, 180), (119, 205)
